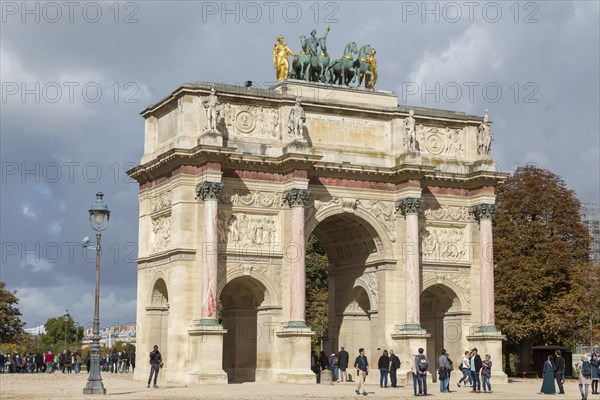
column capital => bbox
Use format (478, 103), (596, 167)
(470, 203), (497, 220)
(196, 181), (223, 201)
(396, 197), (422, 215)
(283, 188), (310, 207)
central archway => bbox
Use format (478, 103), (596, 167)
(307, 211), (385, 359)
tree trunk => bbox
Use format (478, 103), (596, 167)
(518, 338), (532, 373)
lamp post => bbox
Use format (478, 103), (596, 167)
(64, 309), (70, 350)
(83, 192), (110, 395)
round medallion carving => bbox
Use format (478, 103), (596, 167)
(235, 110), (256, 133)
(425, 133), (445, 155)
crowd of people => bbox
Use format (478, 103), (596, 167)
(0, 348), (135, 375)
(311, 346), (493, 396)
(540, 350), (600, 400)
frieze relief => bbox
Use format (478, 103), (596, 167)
(422, 271), (471, 307)
(421, 202), (474, 222)
(217, 211), (278, 246)
(150, 190), (172, 213)
(420, 226), (469, 263)
(219, 188), (284, 208)
(217, 103), (280, 139)
(412, 125), (466, 158)
(151, 214), (171, 253)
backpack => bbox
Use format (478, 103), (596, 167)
(417, 354), (428, 372)
(582, 361), (592, 377)
(333, 356), (339, 365)
(447, 359), (454, 372)
(438, 367), (448, 380)
(393, 356), (401, 369)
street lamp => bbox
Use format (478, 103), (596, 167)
(64, 309), (70, 350)
(83, 192), (110, 395)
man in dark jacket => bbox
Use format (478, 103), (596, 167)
(554, 349), (566, 394)
(147, 345), (162, 388)
(338, 346), (349, 382)
(470, 348), (483, 393)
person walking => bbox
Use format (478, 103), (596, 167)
(470, 348), (482, 393)
(591, 353), (599, 394)
(540, 355), (556, 394)
(555, 349), (566, 395)
(354, 348), (369, 396)
(388, 349), (400, 388)
(578, 353), (592, 400)
(44, 351), (54, 373)
(458, 350), (471, 388)
(481, 354), (493, 393)
(338, 346), (349, 382)
(147, 345), (162, 389)
(329, 352), (339, 382)
(378, 350), (389, 388)
(438, 349), (450, 393)
(415, 347), (429, 396)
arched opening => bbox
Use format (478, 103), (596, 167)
(146, 278), (169, 367)
(307, 212), (383, 359)
(220, 276), (269, 383)
(420, 284), (463, 380)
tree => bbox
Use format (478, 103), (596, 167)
(0, 281), (25, 343)
(41, 314), (79, 353)
(305, 235), (329, 351)
(494, 165), (592, 371)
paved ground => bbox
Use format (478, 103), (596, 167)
(0, 373), (594, 399)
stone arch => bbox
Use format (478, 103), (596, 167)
(420, 283), (465, 380)
(219, 276), (275, 383)
(146, 276), (169, 369)
(305, 201), (395, 260)
(353, 277), (377, 312)
(338, 285), (374, 359)
(422, 277), (468, 313)
(217, 265), (279, 307)
(148, 275), (169, 307)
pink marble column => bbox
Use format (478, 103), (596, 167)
(397, 197), (422, 328)
(284, 188), (310, 327)
(197, 181), (223, 324)
(472, 203), (497, 330)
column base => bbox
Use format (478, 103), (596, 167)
(275, 326), (314, 384)
(467, 327), (508, 384)
(186, 324), (228, 384)
(83, 380), (106, 395)
(391, 324), (431, 387)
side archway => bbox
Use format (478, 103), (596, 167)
(146, 277), (169, 367)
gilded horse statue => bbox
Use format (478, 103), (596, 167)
(325, 42), (358, 86)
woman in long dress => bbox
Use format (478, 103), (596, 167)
(540, 355), (556, 394)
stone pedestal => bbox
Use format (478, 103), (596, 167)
(283, 139), (309, 154)
(185, 324), (228, 384)
(320, 369), (334, 385)
(198, 130), (223, 146)
(274, 327), (315, 384)
(391, 326), (431, 387)
(467, 330), (508, 384)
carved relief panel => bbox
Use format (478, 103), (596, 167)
(217, 103), (280, 139)
(217, 211), (279, 246)
(419, 226), (469, 263)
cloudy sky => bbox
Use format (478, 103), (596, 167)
(1, 1), (598, 329)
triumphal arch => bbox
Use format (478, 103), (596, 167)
(129, 36), (507, 384)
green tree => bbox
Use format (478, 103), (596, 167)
(494, 165), (592, 371)
(0, 281), (24, 343)
(305, 235), (329, 351)
(40, 314), (79, 353)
